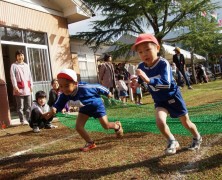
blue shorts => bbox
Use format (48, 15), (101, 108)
(79, 101), (106, 118)
(154, 92), (188, 118)
(119, 90), (128, 97)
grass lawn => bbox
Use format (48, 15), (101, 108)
(0, 79), (221, 179)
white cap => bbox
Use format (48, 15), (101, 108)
(130, 74), (137, 80)
(57, 69), (77, 82)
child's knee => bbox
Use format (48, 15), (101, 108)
(180, 117), (193, 128)
(75, 124), (84, 132)
(156, 118), (165, 126)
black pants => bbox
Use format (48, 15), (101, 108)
(29, 108), (53, 128)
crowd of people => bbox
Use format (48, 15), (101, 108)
(171, 62), (210, 88)
(98, 54), (143, 104)
(10, 33), (204, 155)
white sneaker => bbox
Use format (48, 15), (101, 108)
(21, 120), (29, 125)
(165, 140), (180, 155)
(45, 124), (58, 129)
(33, 126), (40, 133)
(188, 137), (202, 150)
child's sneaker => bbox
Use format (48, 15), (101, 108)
(45, 124), (58, 129)
(165, 140), (180, 155)
(33, 126), (40, 133)
(80, 141), (96, 152)
(188, 137), (202, 150)
(21, 120), (29, 125)
(115, 121), (123, 138)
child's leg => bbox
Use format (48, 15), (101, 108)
(75, 113), (92, 143)
(121, 97), (126, 103)
(29, 108), (42, 128)
(99, 115), (119, 130)
(179, 114), (201, 139)
(155, 107), (175, 140)
(156, 107), (179, 155)
(99, 115), (123, 137)
(133, 93), (137, 103)
(179, 114), (202, 150)
(138, 93), (142, 103)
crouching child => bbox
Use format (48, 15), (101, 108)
(29, 90), (58, 133)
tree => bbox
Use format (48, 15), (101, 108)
(74, 0), (220, 60)
(176, 11), (222, 83)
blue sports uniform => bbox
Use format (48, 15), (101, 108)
(53, 82), (110, 118)
(137, 57), (188, 118)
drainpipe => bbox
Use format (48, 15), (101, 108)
(0, 30), (11, 127)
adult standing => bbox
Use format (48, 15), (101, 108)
(10, 49), (33, 125)
(99, 54), (116, 97)
(173, 47), (192, 89)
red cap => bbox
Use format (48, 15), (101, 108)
(131, 34), (159, 51)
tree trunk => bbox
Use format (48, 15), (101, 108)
(191, 49), (197, 84)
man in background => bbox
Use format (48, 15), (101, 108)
(173, 47), (192, 89)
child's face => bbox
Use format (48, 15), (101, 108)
(52, 80), (59, 90)
(132, 78), (137, 83)
(136, 42), (159, 66)
(37, 97), (47, 106)
(58, 78), (78, 95)
(16, 53), (25, 63)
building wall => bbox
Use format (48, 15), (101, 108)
(0, 1), (78, 79)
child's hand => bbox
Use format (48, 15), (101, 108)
(61, 108), (66, 114)
(42, 112), (52, 120)
(107, 92), (113, 99)
(50, 107), (57, 116)
(136, 69), (150, 84)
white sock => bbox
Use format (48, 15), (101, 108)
(168, 134), (176, 142)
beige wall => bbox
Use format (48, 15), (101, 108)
(0, 1), (79, 79)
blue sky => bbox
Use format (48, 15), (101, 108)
(68, 11), (103, 35)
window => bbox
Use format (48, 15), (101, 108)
(0, 27), (23, 42)
(78, 54), (98, 83)
(25, 31), (46, 45)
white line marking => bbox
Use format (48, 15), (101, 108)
(172, 134), (222, 179)
(0, 134), (78, 160)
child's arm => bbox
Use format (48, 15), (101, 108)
(44, 107), (57, 120)
(136, 69), (150, 84)
(42, 112), (53, 120)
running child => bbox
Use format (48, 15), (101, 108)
(50, 69), (123, 152)
(132, 33), (202, 155)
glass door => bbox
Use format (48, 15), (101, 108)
(26, 45), (52, 99)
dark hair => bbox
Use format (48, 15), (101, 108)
(104, 53), (111, 62)
(35, 90), (47, 100)
(118, 74), (124, 80)
(51, 79), (58, 85)
(15, 49), (24, 57)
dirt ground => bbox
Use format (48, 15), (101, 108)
(0, 119), (221, 180)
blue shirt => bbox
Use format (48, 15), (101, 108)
(53, 82), (110, 116)
(138, 57), (179, 102)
